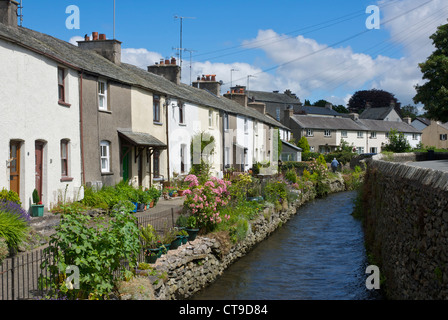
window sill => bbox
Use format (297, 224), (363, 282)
(101, 171), (114, 176)
(58, 101), (71, 107)
(153, 121), (163, 126)
(60, 177), (74, 182)
(179, 123), (186, 126)
(99, 109), (112, 114)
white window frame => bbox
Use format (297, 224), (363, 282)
(98, 80), (108, 111)
(370, 131), (377, 139)
(209, 109), (213, 127)
(370, 147), (378, 154)
(100, 141), (110, 173)
(357, 131), (364, 138)
(341, 131), (347, 138)
(224, 113), (229, 131)
(324, 130), (331, 137)
(356, 147), (365, 154)
(244, 118), (248, 134)
(441, 134), (447, 141)
(307, 129), (314, 137)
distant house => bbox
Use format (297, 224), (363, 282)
(283, 110), (421, 154)
(244, 89), (302, 123)
(359, 104), (402, 122)
(419, 120), (448, 149)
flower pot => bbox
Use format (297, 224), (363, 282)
(137, 203), (145, 212)
(31, 204), (44, 217)
(178, 190), (184, 196)
(131, 202), (138, 213)
(149, 201), (154, 208)
(170, 236), (183, 250)
(144, 248), (161, 263)
(161, 243), (171, 252)
(186, 228), (199, 241)
(181, 235), (188, 244)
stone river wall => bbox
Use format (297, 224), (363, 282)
(361, 157), (448, 299)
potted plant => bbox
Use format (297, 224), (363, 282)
(161, 228), (176, 251)
(136, 188), (150, 212)
(31, 189), (44, 217)
(178, 229), (189, 245)
(140, 225), (162, 263)
(148, 187), (161, 206)
(175, 214), (188, 230)
(185, 215), (199, 241)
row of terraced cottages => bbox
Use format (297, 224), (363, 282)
(0, 0), (290, 210)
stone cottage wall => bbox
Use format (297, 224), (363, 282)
(361, 158), (448, 299)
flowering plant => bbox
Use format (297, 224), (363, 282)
(183, 175), (231, 232)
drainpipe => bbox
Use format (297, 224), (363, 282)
(222, 111), (225, 175)
(166, 97), (170, 184)
(79, 71), (86, 185)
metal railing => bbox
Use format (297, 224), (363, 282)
(0, 207), (182, 300)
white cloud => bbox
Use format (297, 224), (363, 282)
(69, 36), (84, 46)
(121, 48), (163, 69)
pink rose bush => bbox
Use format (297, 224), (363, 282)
(183, 174), (231, 231)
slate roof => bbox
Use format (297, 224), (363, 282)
(118, 130), (167, 148)
(246, 90), (302, 105)
(291, 115), (421, 133)
(0, 23), (287, 130)
(291, 115), (367, 131)
(357, 119), (421, 133)
(413, 117), (431, 126)
(298, 106), (342, 117)
(359, 106), (399, 120)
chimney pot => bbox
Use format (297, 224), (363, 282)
(165, 59), (170, 65)
(99, 34), (107, 40)
(84, 34), (90, 41)
(160, 59), (164, 65)
(92, 32), (99, 41)
(211, 75), (216, 81)
(171, 57), (176, 65)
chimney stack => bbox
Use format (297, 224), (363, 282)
(403, 117), (412, 125)
(147, 57), (181, 85)
(77, 32), (122, 65)
(0, 0), (18, 27)
(349, 113), (359, 121)
(325, 102), (333, 110)
(192, 74), (222, 96)
(223, 86), (248, 107)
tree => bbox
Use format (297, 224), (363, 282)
(413, 21), (448, 122)
(383, 129), (411, 153)
(304, 99), (311, 106)
(348, 89), (401, 114)
(333, 104), (349, 114)
(313, 99), (330, 108)
(400, 104), (419, 120)
(297, 136), (310, 153)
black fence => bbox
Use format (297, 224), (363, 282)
(0, 207), (182, 300)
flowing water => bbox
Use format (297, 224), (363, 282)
(191, 191), (383, 300)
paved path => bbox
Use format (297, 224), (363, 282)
(407, 160), (448, 172)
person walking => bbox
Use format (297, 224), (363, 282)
(331, 158), (339, 173)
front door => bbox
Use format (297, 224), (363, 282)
(35, 142), (44, 202)
(9, 141), (21, 195)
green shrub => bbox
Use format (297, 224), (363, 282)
(0, 210), (29, 250)
(302, 152), (320, 161)
(41, 203), (140, 300)
(263, 180), (288, 205)
(229, 218), (249, 243)
(285, 169), (297, 183)
(0, 188), (21, 205)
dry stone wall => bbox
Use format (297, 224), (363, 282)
(362, 158), (448, 299)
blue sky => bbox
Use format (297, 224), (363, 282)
(20, 0), (448, 110)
